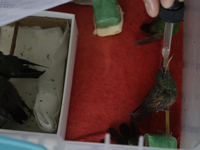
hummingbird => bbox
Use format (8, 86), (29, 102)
(107, 121), (140, 145)
(129, 56), (178, 122)
(0, 75), (33, 124)
(0, 51), (46, 79)
(134, 17), (180, 45)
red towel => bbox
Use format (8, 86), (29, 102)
(50, 0), (183, 147)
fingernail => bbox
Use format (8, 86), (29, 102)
(161, 0), (174, 8)
(144, 2), (152, 16)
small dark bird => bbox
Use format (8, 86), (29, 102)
(107, 121), (140, 145)
(129, 57), (178, 122)
(0, 51), (45, 79)
(0, 76), (33, 124)
(134, 17), (180, 45)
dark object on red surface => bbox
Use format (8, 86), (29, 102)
(129, 58), (178, 122)
(50, 0), (183, 146)
(107, 122), (139, 145)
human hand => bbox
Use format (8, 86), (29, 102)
(143, 0), (184, 17)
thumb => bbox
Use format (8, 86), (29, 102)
(143, 0), (159, 17)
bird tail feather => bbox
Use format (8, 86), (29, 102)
(129, 112), (144, 122)
(107, 128), (127, 144)
(134, 33), (163, 45)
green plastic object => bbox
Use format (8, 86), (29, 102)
(92, 0), (120, 29)
(144, 134), (177, 149)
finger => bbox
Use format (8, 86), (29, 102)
(143, 0), (160, 17)
(179, 0), (184, 2)
(160, 0), (174, 8)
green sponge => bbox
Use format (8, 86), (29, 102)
(144, 134), (177, 149)
(92, 0), (120, 29)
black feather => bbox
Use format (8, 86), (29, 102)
(119, 123), (131, 139)
(0, 51), (46, 79)
(108, 128), (128, 144)
(130, 119), (140, 136)
(0, 106), (10, 127)
(0, 76), (32, 124)
(134, 33), (163, 45)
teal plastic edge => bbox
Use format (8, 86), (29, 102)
(0, 136), (47, 150)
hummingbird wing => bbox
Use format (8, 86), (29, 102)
(0, 52), (46, 79)
(108, 127), (128, 144)
(0, 106), (10, 127)
(134, 18), (164, 45)
(19, 58), (48, 68)
(140, 20), (158, 33)
(140, 18), (164, 33)
(129, 97), (162, 122)
(0, 54), (22, 79)
(129, 85), (165, 122)
(0, 76), (32, 124)
(130, 119), (140, 136)
(119, 123), (132, 139)
(134, 33), (163, 45)
(13, 66), (45, 78)
(139, 85), (169, 113)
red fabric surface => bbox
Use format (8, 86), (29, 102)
(50, 0), (183, 146)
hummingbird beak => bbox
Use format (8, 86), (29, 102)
(161, 58), (165, 73)
(165, 55), (174, 71)
(161, 55), (174, 73)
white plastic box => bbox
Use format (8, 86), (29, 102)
(0, 0), (200, 150)
(0, 10), (79, 143)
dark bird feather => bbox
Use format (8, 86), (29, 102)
(107, 122), (140, 145)
(119, 123), (132, 139)
(134, 33), (163, 45)
(0, 76), (33, 124)
(0, 106), (10, 127)
(0, 51), (46, 79)
(108, 127), (128, 144)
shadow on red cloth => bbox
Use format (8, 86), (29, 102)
(50, 0), (183, 147)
